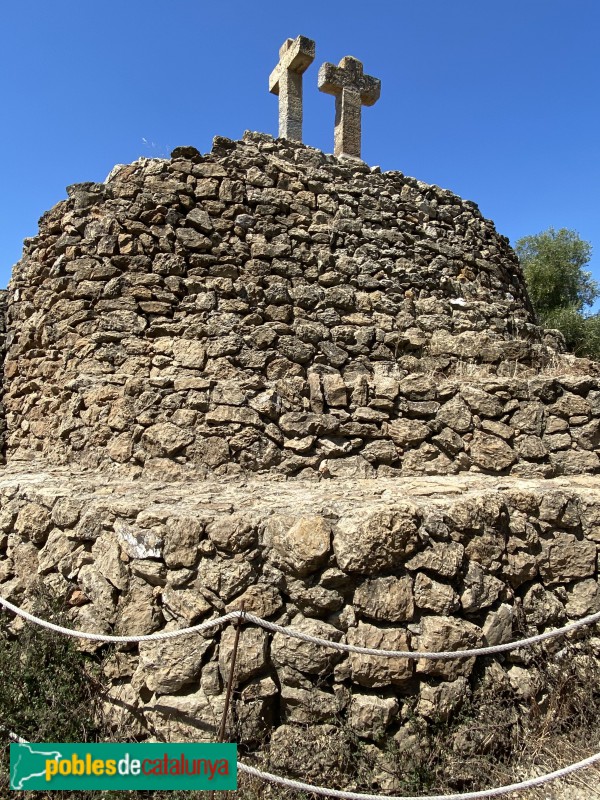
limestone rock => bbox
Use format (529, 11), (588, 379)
(506, 664), (542, 701)
(387, 418), (430, 447)
(320, 455), (375, 479)
(162, 586), (212, 625)
(91, 532), (127, 590)
(130, 560), (166, 588)
(70, 510), (105, 542)
(195, 557), (255, 602)
(322, 374), (347, 407)
(416, 616), (484, 680)
(51, 497), (83, 528)
(206, 406), (262, 427)
(265, 514), (331, 577)
(279, 412), (339, 437)
(78, 564), (117, 616)
(347, 621), (412, 687)
(115, 520), (162, 560)
(9, 541), (40, 588)
(413, 572), (459, 614)
(469, 432), (516, 471)
(149, 687), (225, 741)
(522, 584), (565, 627)
(417, 677), (468, 721)
(505, 550), (538, 588)
(551, 449), (600, 475)
(333, 505), (420, 574)
(354, 576), (414, 622)
(460, 561), (504, 613)
(280, 684), (342, 724)
(172, 339), (207, 369)
(37, 529), (79, 576)
(482, 603), (514, 646)
(206, 514), (257, 553)
(515, 435), (548, 460)
(511, 402), (545, 436)
(271, 614), (343, 675)
(282, 577), (343, 616)
(163, 516), (204, 568)
(564, 578), (600, 617)
(226, 584), (283, 618)
(114, 578), (162, 636)
(349, 692), (399, 741)
(460, 386), (503, 417)
(539, 532), (597, 584)
(142, 422), (194, 457)
(405, 541), (464, 579)
(15, 503), (53, 545)
(219, 625), (268, 684)
(136, 632), (213, 694)
(551, 392), (591, 418)
(436, 397), (472, 434)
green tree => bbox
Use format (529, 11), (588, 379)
(515, 227), (600, 359)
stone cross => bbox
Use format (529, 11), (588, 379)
(269, 36), (316, 142)
(318, 56), (381, 159)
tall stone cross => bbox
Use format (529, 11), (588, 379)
(318, 56), (381, 159)
(269, 36), (316, 142)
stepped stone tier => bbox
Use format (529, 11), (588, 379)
(4, 131), (599, 479)
(1, 467), (600, 788)
(1, 131), (600, 789)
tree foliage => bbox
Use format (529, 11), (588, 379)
(515, 227), (600, 359)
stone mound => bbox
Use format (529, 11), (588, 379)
(2, 130), (600, 786)
(5, 131), (599, 479)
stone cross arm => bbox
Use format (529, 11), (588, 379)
(269, 36), (316, 142)
(318, 56), (381, 106)
(269, 36), (316, 94)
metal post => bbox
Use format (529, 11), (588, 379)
(208, 601), (245, 800)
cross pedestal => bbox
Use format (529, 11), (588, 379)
(269, 36), (316, 142)
(318, 56), (381, 159)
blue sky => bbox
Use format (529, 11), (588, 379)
(1, 1), (598, 309)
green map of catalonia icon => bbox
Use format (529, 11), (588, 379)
(10, 743), (64, 790)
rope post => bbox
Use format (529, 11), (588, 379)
(208, 602), (245, 800)
(218, 601), (245, 742)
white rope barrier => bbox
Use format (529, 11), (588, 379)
(5, 729), (600, 799)
(1, 594), (600, 659)
(5, 729), (28, 744)
(237, 754), (600, 800)
(242, 610), (600, 659)
(0, 595), (241, 642)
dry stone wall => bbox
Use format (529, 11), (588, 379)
(1, 467), (599, 784)
(6, 131), (592, 478)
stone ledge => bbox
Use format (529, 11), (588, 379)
(1, 463), (599, 754)
(0, 461), (599, 511)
